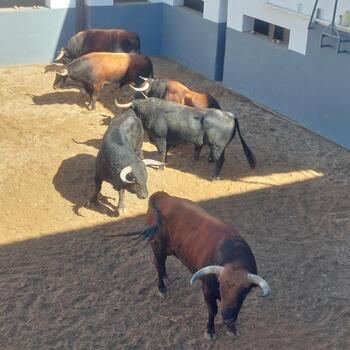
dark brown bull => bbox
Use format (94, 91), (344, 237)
(127, 78), (221, 109)
(125, 192), (271, 340)
(45, 52), (153, 110)
(54, 28), (140, 63)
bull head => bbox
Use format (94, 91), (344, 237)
(191, 265), (271, 336)
(190, 265), (271, 296)
(120, 160), (166, 184)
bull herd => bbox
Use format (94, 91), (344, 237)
(45, 29), (271, 341)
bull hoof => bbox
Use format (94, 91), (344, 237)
(210, 176), (220, 182)
(85, 200), (99, 208)
(204, 332), (216, 340)
(118, 208), (127, 215)
(157, 291), (167, 299)
(226, 329), (240, 337)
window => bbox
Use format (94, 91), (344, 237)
(252, 18), (290, 45)
(183, 0), (203, 13)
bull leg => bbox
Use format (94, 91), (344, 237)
(117, 188), (126, 215)
(87, 176), (102, 206)
(152, 137), (167, 169)
(202, 280), (219, 340)
(88, 87), (100, 111)
(211, 146), (225, 180)
(194, 144), (203, 160)
(150, 241), (168, 298)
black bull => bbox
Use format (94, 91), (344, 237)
(123, 98), (256, 179)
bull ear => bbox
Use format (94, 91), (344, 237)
(247, 274), (271, 297)
(190, 266), (224, 285)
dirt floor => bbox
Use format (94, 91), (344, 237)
(0, 57), (349, 349)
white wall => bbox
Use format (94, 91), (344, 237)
(227, 0), (350, 55)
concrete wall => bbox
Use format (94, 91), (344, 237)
(88, 2), (162, 56)
(161, 4), (226, 80)
(0, 8), (76, 65)
(223, 24), (350, 149)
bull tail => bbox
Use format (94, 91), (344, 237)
(232, 116), (256, 170)
(113, 199), (162, 244)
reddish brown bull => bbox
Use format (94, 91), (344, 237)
(127, 78), (221, 109)
(125, 192), (270, 340)
(54, 28), (140, 63)
(45, 52), (153, 110)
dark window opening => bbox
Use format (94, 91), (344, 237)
(183, 0), (203, 13)
(252, 18), (290, 45)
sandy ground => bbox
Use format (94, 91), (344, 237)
(0, 57), (349, 349)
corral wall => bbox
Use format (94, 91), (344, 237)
(88, 2), (162, 56)
(223, 24), (350, 149)
(0, 8), (76, 65)
(161, 5), (226, 81)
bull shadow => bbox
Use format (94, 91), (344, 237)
(31, 82), (134, 114)
(31, 91), (88, 109)
(52, 153), (120, 217)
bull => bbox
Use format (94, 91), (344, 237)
(54, 28), (140, 64)
(88, 110), (164, 214)
(44, 52), (153, 110)
(129, 77), (221, 109)
(124, 191), (271, 339)
(115, 98), (256, 179)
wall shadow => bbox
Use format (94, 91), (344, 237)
(1, 174), (349, 349)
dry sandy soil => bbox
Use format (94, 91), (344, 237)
(0, 57), (349, 349)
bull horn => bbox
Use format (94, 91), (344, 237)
(56, 68), (69, 76)
(141, 92), (149, 99)
(247, 274), (271, 297)
(142, 159), (166, 167)
(54, 48), (66, 61)
(119, 166), (135, 184)
(190, 266), (224, 285)
(128, 81), (150, 92)
(139, 76), (150, 81)
(115, 98), (132, 109)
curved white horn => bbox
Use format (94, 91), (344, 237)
(119, 166), (135, 184)
(56, 68), (69, 76)
(142, 159), (166, 167)
(190, 266), (224, 285)
(54, 48), (66, 61)
(247, 274), (271, 297)
(115, 98), (132, 108)
(129, 81), (150, 92)
(139, 76), (149, 81)
(141, 92), (149, 99)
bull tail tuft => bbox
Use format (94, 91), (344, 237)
(233, 116), (257, 170)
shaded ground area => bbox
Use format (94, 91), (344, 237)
(0, 57), (349, 349)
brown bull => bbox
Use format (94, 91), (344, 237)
(127, 78), (221, 109)
(45, 52), (153, 110)
(125, 192), (271, 340)
(54, 28), (140, 63)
